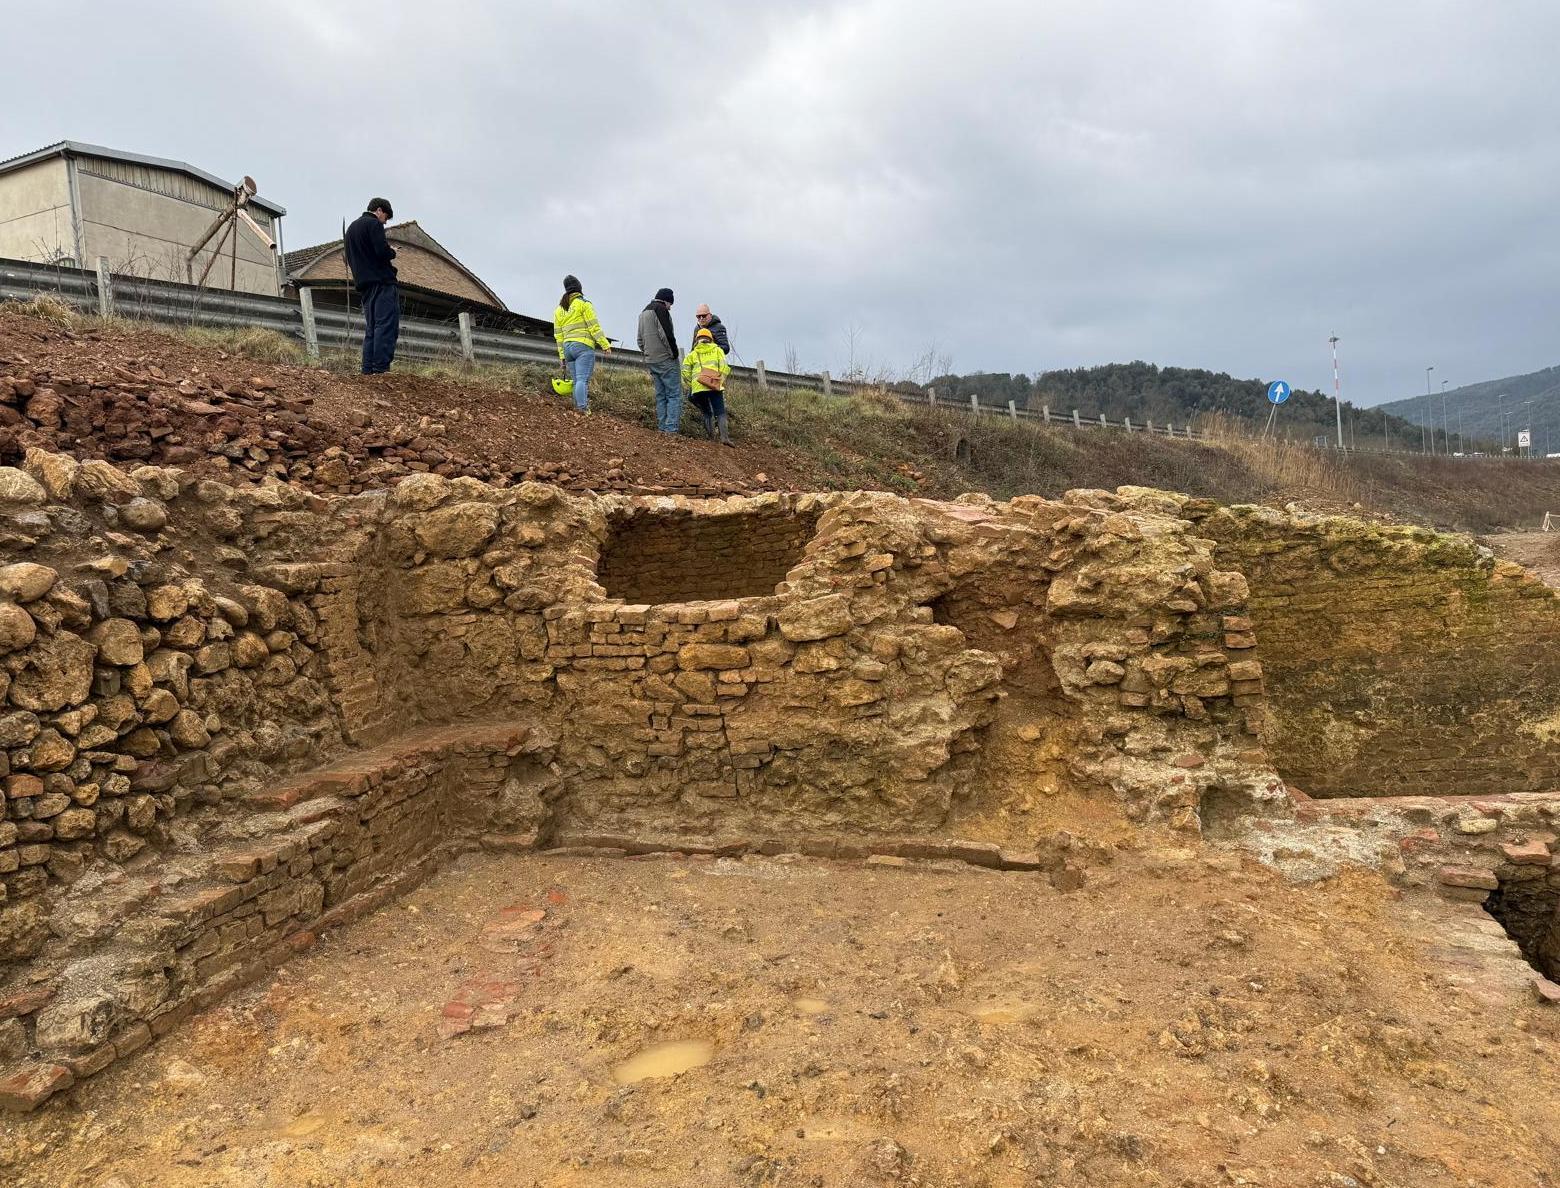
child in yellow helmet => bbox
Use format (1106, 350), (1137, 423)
(682, 327), (733, 446)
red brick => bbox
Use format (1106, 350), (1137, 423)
(0, 985), (56, 1019)
(243, 784), (306, 811)
(0, 1062), (74, 1112)
(1501, 840), (1552, 866)
(1398, 827), (1441, 855)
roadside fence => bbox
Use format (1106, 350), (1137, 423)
(0, 255), (1544, 459)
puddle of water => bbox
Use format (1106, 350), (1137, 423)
(965, 1002), (1039, 1025)
(793, 997), (831, 1016)
(612, 1039), (714, 1085)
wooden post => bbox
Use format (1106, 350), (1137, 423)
(1007, 400), (1017, 421)
(822, 371), (832, 397)
(94, 256), (113, 319)
(756, 360), (767, 388)
(1124, 416), (1133, 432)
(298, 286), (320, 360)
(458, 311), (475, 363)
(1072, 409), (1082, 428)
(1042, 405), (1051, 423)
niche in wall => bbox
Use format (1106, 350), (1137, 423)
(597, 505), (821, 604)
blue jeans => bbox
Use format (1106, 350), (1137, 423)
(359, 282), (400, 374)
(563, 342), (595, 411)
(650, 360), (681, 432)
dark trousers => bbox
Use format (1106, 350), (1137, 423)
(690, 389), (726, 417)
(360, 283), (400, 374)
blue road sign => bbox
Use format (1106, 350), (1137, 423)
(1267, 381), (1291, 404)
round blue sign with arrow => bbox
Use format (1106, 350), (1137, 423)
(1267, 380), (1291, 405)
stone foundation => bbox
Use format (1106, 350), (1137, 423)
(0, 456), (1555, 1108)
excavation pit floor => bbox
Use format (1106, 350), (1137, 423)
(5, 847), (1558, 1187)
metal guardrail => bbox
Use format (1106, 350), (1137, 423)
(0, 256), (1542, 458)
(0, 255), (1210, 437)
(0, 255), (856, 397)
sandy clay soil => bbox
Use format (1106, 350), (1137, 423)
(3, 843), (1558, 1188)
(1487, 532), (1560, 590)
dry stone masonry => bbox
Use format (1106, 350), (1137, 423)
(0, 454), (1556, 1109)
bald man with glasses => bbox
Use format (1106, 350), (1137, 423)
(693, 304), (730, 354)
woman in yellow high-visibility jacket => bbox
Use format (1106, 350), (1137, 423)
(553, 274), (611, 412)
(681, 327), (733, 445)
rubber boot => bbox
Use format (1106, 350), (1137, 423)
(718, 413), (733, 447)
(702, 412), (715, 439)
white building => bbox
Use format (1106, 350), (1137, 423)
(0, 141), (287, 295)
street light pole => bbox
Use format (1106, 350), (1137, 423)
(1498, 393), (1507, 453)
(1329, 335), (1344, 449)
(1424, 366), (1434, 454)
(1441, 380), (1450, 455)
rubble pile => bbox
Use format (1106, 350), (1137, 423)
(0, 312), (774, 500)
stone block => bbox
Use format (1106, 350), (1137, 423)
(678, 643), (750, 671)
(1437, 866), (1498, 890)
(778, 594), (853, 642)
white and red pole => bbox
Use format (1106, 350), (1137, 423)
(1329, 334), (1343, 449)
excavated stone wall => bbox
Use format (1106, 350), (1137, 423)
(1186, 503), (1560, 798)
(0, 455), (1291, 1106)
(4, 453), (1553, 1108)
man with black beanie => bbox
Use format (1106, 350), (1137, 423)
(344, 197), (399, 375)
(637, 286), (682, 433)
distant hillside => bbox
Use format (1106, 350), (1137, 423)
(1378, 364), (1560, 456)
(918, 363), (1427, 448)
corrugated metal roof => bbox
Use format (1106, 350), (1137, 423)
(0, 140), (287, 216)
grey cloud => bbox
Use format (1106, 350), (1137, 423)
(4, 0), (1556, 401)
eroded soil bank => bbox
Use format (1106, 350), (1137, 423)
(5, 846), (1557, 1188)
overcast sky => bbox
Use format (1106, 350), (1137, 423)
(6, 1), (1557, 403)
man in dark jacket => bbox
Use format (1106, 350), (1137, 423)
(693, 303), (730, 354)
(344, 198), (399, 375)
(637, 287), (680, 432)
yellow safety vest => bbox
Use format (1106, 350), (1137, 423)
(554, 296), (608, 358)
(682, 341), (730, 393)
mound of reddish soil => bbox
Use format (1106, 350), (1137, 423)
(0, 312), (810, 497)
